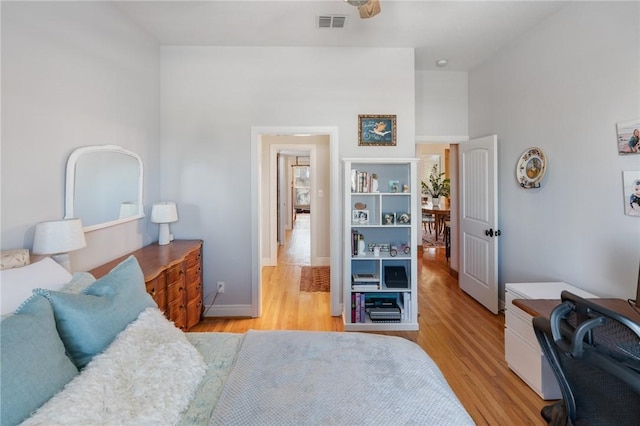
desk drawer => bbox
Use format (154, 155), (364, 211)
(505, 309), (536, 347)
(505, 329), (561, 400)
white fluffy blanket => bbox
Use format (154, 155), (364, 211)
(22, 308), (206, 426)
(209, 330), (474, 425)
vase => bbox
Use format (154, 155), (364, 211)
(432, 197), (441, 207)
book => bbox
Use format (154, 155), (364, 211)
(352, 283), (380, 291)
(351, 293), (356, 323)
(352, 273), (380, 282)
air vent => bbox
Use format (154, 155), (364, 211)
(317, 15), (347, 29)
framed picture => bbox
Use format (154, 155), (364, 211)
(358, 114), (397, 146)
(382, 212), (396, 225)
(622, 170), (640, 216)
(397, 212), (411, 224)
(352, 209), (369, 224)
(616, 119), (640, 155)
(388, 180), (400, 193)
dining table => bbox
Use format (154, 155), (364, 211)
(421, 203), (450, 241)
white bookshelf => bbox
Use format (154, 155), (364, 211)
(343, 158), (419, 331)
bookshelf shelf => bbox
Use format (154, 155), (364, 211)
(343, 158), (419, 331)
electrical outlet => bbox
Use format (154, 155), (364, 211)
(217, 281), (225, 294)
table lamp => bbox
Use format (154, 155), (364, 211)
(151, 202), (178, 245)
(32, 218), (87, 271)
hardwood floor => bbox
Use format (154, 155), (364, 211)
(191, 214), (548, 425)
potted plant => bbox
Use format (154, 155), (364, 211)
(422, 164), (450, 207)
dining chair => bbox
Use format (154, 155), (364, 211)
(422, 213), (435, 233)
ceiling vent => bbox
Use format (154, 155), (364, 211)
(317, 15), (347, 29)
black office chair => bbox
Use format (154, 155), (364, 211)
(533, 291), (640, 426)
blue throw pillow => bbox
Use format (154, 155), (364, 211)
(0, 295), (79, 426)
(37, 255), (156, 369)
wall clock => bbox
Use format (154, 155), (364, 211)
(516, 147), (546, 189)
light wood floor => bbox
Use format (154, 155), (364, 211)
(191, 214), (548, 425)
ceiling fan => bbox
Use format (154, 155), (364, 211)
(344, 0), (381, 19)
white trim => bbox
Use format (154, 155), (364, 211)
(415, 135), (469, 144)
(251, 126), (340, 318)
(203, 304), (253, 318)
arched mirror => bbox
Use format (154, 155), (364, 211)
(65, 145), (144, 231)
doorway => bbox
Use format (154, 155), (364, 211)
(251, 127), (340, 318)
(416, 143), (453, 271)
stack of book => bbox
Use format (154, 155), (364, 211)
(351, 273), (380, 291)
(350, 169), (375, 193)
(351, 230), (364, 256)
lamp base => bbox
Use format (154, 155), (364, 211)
(51, 253), (72, 272)
(158, 223), (172, 245)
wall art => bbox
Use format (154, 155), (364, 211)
(358, 114), (396, 146)
(623, 170), (640, 217)
(616, 119), (640, 155)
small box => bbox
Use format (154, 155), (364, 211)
(384, 266), (408, 289)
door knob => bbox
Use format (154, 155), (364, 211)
(485, 228), (494, 237)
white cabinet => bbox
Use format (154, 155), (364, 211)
(504, 282), (597, 400)
(343, 159), (419, 331)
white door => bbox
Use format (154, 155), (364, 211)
(459, 135), (499, 314)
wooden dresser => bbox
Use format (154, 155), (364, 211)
(89, 240), (203, 331)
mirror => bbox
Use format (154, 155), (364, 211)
(65, 145), (144, 232)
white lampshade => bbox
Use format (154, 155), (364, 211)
(150, 202), (178, 224)
(33, 218), (86, 255)
(119, 201), (139, 219)
(32, 218), (86, 271)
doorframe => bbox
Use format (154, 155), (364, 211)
(251, 126), (340, 318)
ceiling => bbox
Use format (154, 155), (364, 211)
(114, 0), (567, 72)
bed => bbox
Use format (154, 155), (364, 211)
(0, 251), (474, 425)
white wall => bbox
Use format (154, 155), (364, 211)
(161, 47), (415, 309)
(469, 2), (640, 299)
(0, 2), (161, 271)
(416, 70), (468, 139)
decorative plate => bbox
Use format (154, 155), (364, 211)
(516, 147), (546, 188)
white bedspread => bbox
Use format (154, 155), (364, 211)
(209, 330), (474, 425)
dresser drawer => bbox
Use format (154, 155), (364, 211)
(186, 249), (202, 269)
(166, 263), (185, 285)
(145, 275), (167, 311)
(186, 298), (203, 330)
(186, 279), (202, 304)
(186, 264), (202, 289)
(167, 298), (186, 331)
(167, 280), (186, 303)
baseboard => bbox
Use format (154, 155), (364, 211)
(449, 267), (458, 279)
(313, 256), (330, 266)
(203, 304), (254, 318)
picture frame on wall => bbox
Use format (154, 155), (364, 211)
(358, 114), (397, 146)
(616, 119), (640, 155)
(622, 170), (640, 217)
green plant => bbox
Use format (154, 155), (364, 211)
(422, 164), (450, 198)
